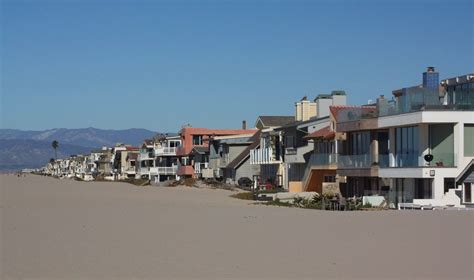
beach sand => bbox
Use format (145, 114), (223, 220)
(1, 174), (473, 279)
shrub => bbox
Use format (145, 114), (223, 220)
(230, 192), (254, 200)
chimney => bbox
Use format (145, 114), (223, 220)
(242, 120), (247, 130)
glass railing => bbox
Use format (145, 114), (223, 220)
(387, 153), (456, 168)
(337, 88), (473, 122)
(338, 154), (374, 169)
(308, 153), (338, 166)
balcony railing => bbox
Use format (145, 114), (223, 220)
(194, 162), (209, 174)
(250, 147), (282, 165)
(386, 153), (456, 168)
(150, 166), (178, 175)
(154, 147), (177, 156)
(139, 151), (154, 160)
(308, 153), (339, 166)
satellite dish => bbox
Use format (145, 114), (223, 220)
(424, 154), (434, 162)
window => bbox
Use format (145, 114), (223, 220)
(415, 179), (432, 199)
(350, 131), (370, 155)
(285, 136), (295, 148)
(465, 183), (472, 203)
(324, 175), (336, 182)
(444, 178), (455, 193)
(395, 126), (419, 167)
(192, 135), (203, 145)
(464, 125), (474, 156)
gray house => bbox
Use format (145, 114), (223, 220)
(208, 132), (260, 184)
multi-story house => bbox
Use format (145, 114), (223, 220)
(137, 140), (155, 179)
(334, 68), (474, 208)
(150, 135), (181, 183)
(208, 131), (260, 184)
(251, 92), (347, 191)
(250, 116), (296, 188)
(111, 145), (139, 179)
(176, 126), (256, 179)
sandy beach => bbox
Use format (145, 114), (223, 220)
(1, 174), (473, 279)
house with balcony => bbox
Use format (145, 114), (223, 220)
(150, 135), (181, 182)
(276, 92), (347, 192)
(93, 148), (114, 178)
(208, 132), (260, 184)
(137, 140), (155, 179)
(335, 68), (474, 208)
(111, 145), (139, 179)
(176, 126), (256, 178)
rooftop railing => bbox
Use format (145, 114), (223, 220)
(337, 88), (474, 123)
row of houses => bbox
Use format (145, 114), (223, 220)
(43, 67), (474, 208)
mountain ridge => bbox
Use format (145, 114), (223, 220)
(0, 127), (162, 171)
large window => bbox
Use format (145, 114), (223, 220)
(192, 135), (203, 145)
(350, 131), (370, 155)
(395, 126), (419, 167)
(465, 125), (474, 156)
(285, 136), (295, 148)
(414, 179), (432, 199)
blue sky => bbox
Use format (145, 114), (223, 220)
(1, 0), (473, 132)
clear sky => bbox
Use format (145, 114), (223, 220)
(1, 0), (473, 132)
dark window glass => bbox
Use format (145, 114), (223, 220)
(444, 178), (456, 193)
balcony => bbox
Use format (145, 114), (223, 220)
(250, 147), (282, 165)
(337, 154), (375, 169)
(154, 147), (177, 156)
(139, 151), (155, 160)
(194, 162), (209, 174)
(385, 153), (456, 168)
(308, 153), (339, 167)
(334, 153), (456, 169)
(150, 165), (178, 175)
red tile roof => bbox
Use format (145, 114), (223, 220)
(304, 125), (335, 140)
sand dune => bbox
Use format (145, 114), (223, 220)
(1, 174), (473, 279)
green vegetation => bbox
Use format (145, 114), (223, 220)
(262, 198), (292, 207)
(230, 192), (254, 200)
(120, 178), (150, 186)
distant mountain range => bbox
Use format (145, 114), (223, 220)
(0, 128), (159, 171)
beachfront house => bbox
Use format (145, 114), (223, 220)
(334, 68), (474, 208)
(250, 116), (295, 189)
(176, 126), (256, 179)
(150, 134), (181, 183)
(208, 130), (260, 184)
(277, 92), (347, 192)
(137, 140), (155, 179)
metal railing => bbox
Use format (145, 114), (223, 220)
(154, 147), (177, 155)
(250, 147), (282, 164)
(194, 162), (209, 174)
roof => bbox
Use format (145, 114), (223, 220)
(304, 125), (335, 140)
(226, 131), (261, 170)
(256, 116), (295, 128)
(126, 146), (139, 151)
(329, 105), (377, 122)
(456, 159), (474, 183)
(190, 146), (208, 155)
(91, 149), (109, 154)
(275, 116), (330, 131)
